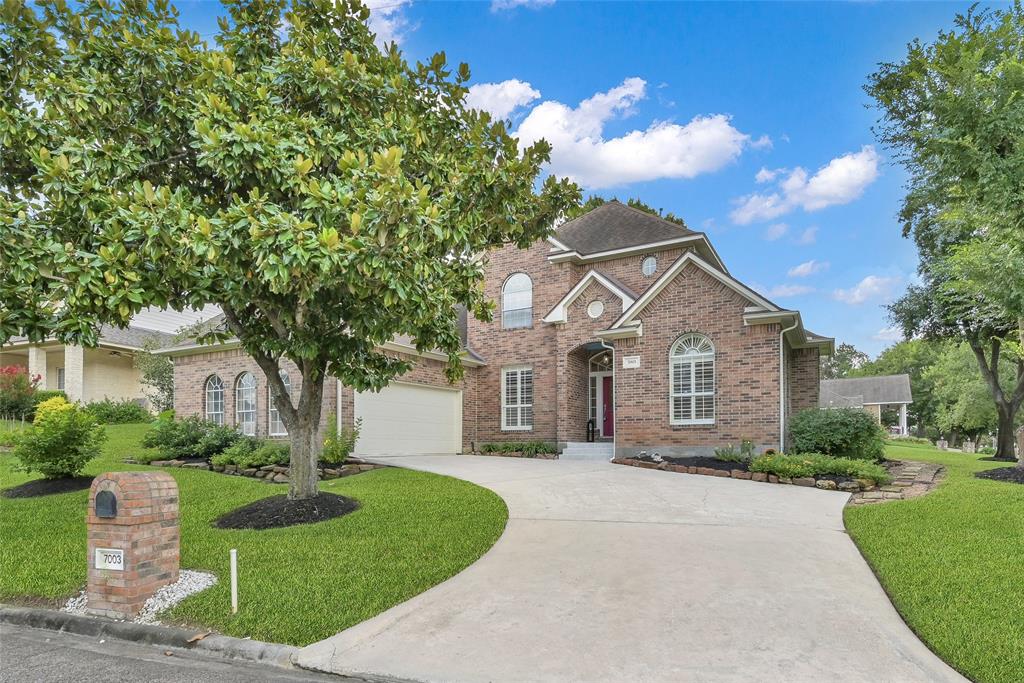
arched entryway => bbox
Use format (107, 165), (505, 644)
(588, 350), (614, 439)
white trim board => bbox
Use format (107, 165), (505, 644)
(542, 270), (636, 324)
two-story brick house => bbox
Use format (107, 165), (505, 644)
(162, 201), (832, 459)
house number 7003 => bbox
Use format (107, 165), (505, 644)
(94, 548), (125, 571)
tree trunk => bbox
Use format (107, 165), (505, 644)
(995, 405), (1018, 462)
(289, 418), (321, 499)
(288, 371), (326, 500)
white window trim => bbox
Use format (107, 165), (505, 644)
(268, 371), (290, 437)
(205, 376), (225, 425)
(235, 373), (257, 436)
(501, 273), (533, 329)
(669, 336), (716, 426)
(501, 365), (533, 431)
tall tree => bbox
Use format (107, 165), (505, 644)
(820, 342), (868, 380)
(566, 194), (687, 227)
(867, 4), (1024, 460)
(0, 0), (579, 498)
(925, 342), (1014, 448)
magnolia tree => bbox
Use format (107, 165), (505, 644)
(0, 0), (579, 498)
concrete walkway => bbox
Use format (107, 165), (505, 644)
(297, 456), (964, 683)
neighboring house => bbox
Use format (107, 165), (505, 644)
(0, 308), (220, 409)
(163, 200), (833, 459)
(0, 325), (175, 407)
(819, 374), (913, 435)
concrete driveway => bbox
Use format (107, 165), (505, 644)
(297, 456), (963, 683)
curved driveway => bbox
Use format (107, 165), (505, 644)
(297, 456), (963, 683)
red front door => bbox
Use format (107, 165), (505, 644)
(602, 375), (614, 437)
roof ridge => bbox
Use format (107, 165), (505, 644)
(612, 200), (694, 234)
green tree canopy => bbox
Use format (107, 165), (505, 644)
(868, 4), (1024, 459)
(820, 342), (869, 380)
(0, 0), (579, 498)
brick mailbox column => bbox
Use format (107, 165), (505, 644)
(86, 471), (180, 619)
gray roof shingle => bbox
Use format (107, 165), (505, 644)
(555, 201), (696, 256)
(819, 374), (913, 407)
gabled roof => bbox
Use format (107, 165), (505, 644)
(542, 270), (638, 324)
(596, 250), (833, 351)
(820, 375), (912, 407)
(554, 201), (696, 256)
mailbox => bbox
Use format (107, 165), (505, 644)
(86, 471), (179, 619)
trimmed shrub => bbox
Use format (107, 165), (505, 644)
(787, 408), (886, 461)
(749, 452), (891, 484)
(142, 416), (240, 461)
(480, 441), (557, 456)
(321, 417), (362, 465)
(210, 436), (289, 468)
(888, 435), (932, 446)
(13, 396), (106, 478)
(85, 398), (153, 424)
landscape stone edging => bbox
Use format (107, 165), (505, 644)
(144, 459), (385, 485)
(0, 604), (297, 669)
(610, 457), (872, 492)
(475, 451), (558, 460)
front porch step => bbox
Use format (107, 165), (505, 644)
(561, 442), (615, 461)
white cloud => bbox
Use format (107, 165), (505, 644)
(514, 77), (752, 189)
(874, 326), (904, 342)
(491, 0), (555, 10)
(466, 79), (541, 119)
(795, 226), (818, 245)
(750, 135), (773, 150)
(755, 167), (782, 183)
(787, 259), (829, 278)
(833, 275), (902, 305)
(764, 223), (788, 241)
(766, 284), (815, 298)
(730, 146), (880, 224)
(365, 0), (413, 46)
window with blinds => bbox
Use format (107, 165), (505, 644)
(501, 273), (533, 329)
(669, 333), (715, 425)
(501, 366), (534, 430)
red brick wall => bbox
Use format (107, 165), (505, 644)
(788, 346), (821, 417)
(611, 262), (783, 457)
(467, 240), (570, 444)
(173, 346), (477, 450)
(570, 247), (690, 294)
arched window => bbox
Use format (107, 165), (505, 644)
(235, 372), (257, 436)
(502, 273), (533, 329)
(268, 371), (291, 437)
(205, 376), (225, 425)
(669, 334), (715, 425)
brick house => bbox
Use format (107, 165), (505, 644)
(161, 201), (832, 459)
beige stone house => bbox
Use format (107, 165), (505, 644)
(164, 201), (833, 459)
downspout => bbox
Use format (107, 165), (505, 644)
(779, 319), (799, 453)
(600, 339), (616, 461)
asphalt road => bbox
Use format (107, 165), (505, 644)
(0, 622), (347, 683)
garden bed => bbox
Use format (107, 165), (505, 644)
(476, 450), (557, 460)
(1, 475), (93, 499)
(212, 492), (360, 530)
(613, 454), (883, 492)
(975, 466), (1024, 485)
(144, 457), (385, 484)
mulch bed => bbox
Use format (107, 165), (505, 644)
(1, 476), (93, 499)
(212, 492), (359, 530)
(659, 455), (748, 472)
(975, 467), (1024, 485)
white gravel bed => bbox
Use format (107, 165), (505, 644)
(63, 570), (217, 624)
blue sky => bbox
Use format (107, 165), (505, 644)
(175, 0), (983, 357)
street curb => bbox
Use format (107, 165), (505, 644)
(0, 605), (298, 669)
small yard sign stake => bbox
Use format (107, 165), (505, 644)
(230, 549), (238, 614)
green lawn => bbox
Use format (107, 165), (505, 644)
(0, 423), (508, 645)
(846, 441), (1024, 683)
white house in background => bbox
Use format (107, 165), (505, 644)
(0, 307), (221, 407)
(819, 374), (913, 435)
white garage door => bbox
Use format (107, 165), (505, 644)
(354, 382), (462, 456)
